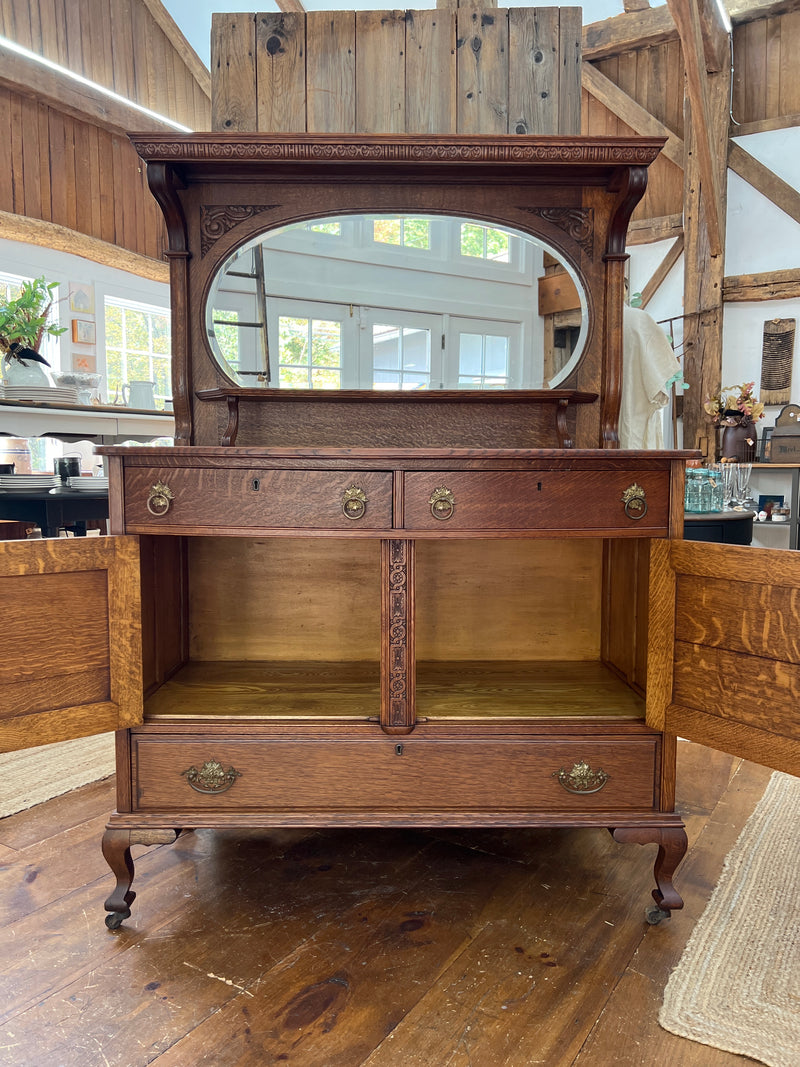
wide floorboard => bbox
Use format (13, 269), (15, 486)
(0, 741), (769, 1066)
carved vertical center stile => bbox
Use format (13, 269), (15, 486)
(381, 539), (415, 733)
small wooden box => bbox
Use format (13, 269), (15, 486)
(769, 428), (800, 463)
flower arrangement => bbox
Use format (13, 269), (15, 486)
(703, 382), (765, 427)
(0, 276), (65, 367)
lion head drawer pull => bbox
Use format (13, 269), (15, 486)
(342, 485), (367, 520)
(146, 481), (175, 517)
(621, 483), (648, 520)
(429, 486), (455, 521)
(554, 761), (610, 794)
(182, 760), (242, 794)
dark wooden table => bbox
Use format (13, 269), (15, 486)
(0, 488), (108, 537)
(683, 509), (754, 545)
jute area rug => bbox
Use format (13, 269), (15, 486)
(0, 732), (115, 818)
(659, 771), (800, 1067)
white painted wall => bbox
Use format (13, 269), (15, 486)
(0, 236), (170, 403)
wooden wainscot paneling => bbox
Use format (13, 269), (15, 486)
(0, 0), (210, 132)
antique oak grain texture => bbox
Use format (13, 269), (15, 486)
(0, 742), (763, 1066)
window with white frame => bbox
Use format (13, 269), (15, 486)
(104, 296), (171, 408)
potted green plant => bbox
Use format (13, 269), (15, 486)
(0, 276), (66, 384)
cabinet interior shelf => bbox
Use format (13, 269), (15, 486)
(144, 660), (645, 722)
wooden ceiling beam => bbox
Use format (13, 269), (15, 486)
(666, 0), (725, 256)
(583, 5), (677, 60)
(729, 142), (800, 226)
(724, 266), (800, 301)
(627, 214), (684, 245)
(582, 0), (788, 63)
(0, 40), (178, 134)
(639, 234), (685, 308)
(0, 209), (169, 283)
(582, 63), (684, 168)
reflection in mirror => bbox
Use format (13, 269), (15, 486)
(206, 215), (588, 391)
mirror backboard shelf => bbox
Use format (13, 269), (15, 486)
(131, 133), (664, 449)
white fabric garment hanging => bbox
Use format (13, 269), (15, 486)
(619, 304), (682, 449)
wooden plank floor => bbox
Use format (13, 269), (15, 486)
(0, 742), (771, 1066)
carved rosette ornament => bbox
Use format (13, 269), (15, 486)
(200, 205), (277, 256)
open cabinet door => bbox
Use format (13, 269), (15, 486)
(648, 540), (799, 776)
(0, 537), (142, 753)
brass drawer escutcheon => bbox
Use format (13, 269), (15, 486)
(146, 480), (175, 517)
(342, 485), (367, 520)
(621, 483), (647, 520)
(429, 486), (455, 520)
(182, 760), (242, 794)
(554, 761), (610, 794)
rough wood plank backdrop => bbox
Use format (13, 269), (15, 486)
(211, 8), (582, 135)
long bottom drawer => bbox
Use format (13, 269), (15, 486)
(132, 736), (659, 812)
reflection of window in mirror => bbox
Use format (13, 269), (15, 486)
(206, 216), (587, 391)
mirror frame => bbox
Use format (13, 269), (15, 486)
(132, 134), (663, 449)
(204, 212), (591, 393)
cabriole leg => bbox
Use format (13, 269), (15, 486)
(612, 825), (689, 923)
(101, 829), (136, 930)
(101, 827), (179, 929)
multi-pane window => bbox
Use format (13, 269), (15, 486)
(105, 297), (171, 408)
(277, 316), (342, 388)
(210, 308), (241, 372)
(371, 323), (432, 390)
(372, 217), (431, 250)
(460, 223), (511, 262)
(457, 332), (511, 388)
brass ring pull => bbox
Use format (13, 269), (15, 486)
(182, 760), (242, 794)
(146, 481), (174, 517)
(554, 761), (610, 795)
(429, 486), (455, 521)
(342, 485), (367, 520)
(621, 483), (647, 520)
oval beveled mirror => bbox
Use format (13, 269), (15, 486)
(205, 214), (589, 392)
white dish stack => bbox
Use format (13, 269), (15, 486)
(0, 473), (61, 493)
(67, 476), (109, 491)
(3, 385), (80, 405)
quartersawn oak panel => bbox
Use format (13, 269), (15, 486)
(123, 468), (393, 531)
(673, 643), (800, 742)
(133, 735), (658, 812)
(676, 572), (800, 662)
(648, 539), (800, 776)
(0, 537), (142, 753)
(404, 470), (669, 531)
(0, 571), (110, 713)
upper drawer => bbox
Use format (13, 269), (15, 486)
(123, 468), (393, 530)
(403, 470), (669, 531)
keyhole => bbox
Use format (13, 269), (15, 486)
(395, 744), (404, 756)
(251, 478), (260, 491)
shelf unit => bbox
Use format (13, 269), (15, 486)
(749, 464), (800, 550)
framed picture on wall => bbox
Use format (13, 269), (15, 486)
(69, 282), (95, 314)
(72, 318), (96, 345)
(759, 426), (774, 462)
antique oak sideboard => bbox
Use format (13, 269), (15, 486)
(2, 136), (797, 931)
